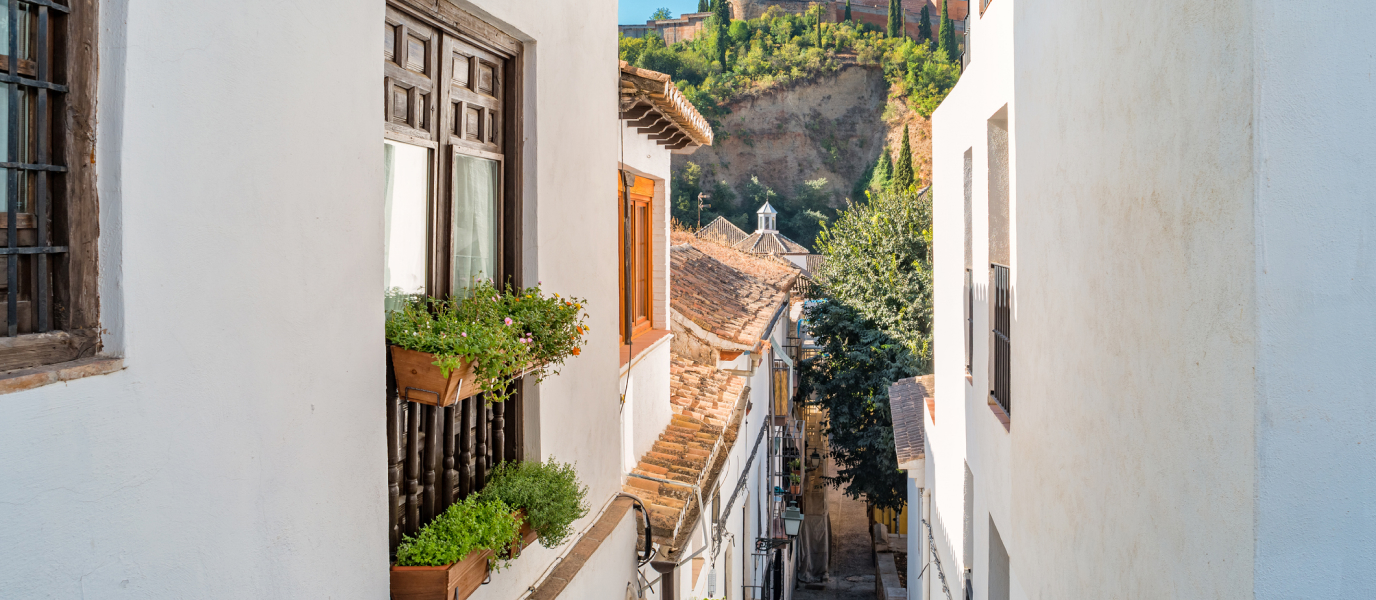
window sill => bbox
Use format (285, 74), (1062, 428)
(0, 356), (124, 395)
(619, 329), (672, 371)
(988, 402), (1010, 432)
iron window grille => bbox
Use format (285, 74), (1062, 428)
(965, 268), (973, 375)
(990, 263), (1010, 416)
(0, 0), (102, 372)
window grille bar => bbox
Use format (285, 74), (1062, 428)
(0, 161), (65, 172)
(7, 0), (20, 337)
(14, 0), (68, 14)
(35, 5), (48, 332)
(0, 72), (65, 92)
(990, 263), (1011, 417)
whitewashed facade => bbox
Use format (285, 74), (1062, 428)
(923, 0), (1376, 599)
(0, 0), (660, 598)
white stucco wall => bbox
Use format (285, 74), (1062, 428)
(1251, 1), (1376, 597)
(621, 339), (675, 472)
(0, 1), (387, 597)
(934, 0), (1264, 597)
(0, 0), (637, 598)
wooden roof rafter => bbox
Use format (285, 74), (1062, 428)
(619, 61), (714, 150)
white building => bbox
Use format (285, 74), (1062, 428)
(0, 1), (713, 598)
(914, 0), (1376, 599)
(624, 230), (809, 600)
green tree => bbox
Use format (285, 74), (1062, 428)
(798, 299), (917, 512)
(844, 0), (853, 23)
(869, 146), (893, 193)
(698, 0), (710, 12)
(814, 187), (934, 365)
(894, 125), (914, 191)
(887, 0), (903, 38)
(918, 4), (932, 42)
(651, 7), (673, 20)
(712, 0), (732, 67)
(938, 0), (958, 62)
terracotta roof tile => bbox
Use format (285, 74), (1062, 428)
(670, 241), (792, 346)
(696, 216), (749, 246)
(888, 375), (932, 467)
(733, 230), (810, 255)
(672, 230), (800, 291)
(622, 356), (747, 547)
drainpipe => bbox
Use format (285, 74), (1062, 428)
(651, 560), (676, 600)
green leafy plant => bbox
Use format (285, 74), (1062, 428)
(788, 459), (802, 471)
(385, 279), (589, 403)
(393, 496), (522, 568)
(481, 459), (590, 548)
(789, 473), (802, 484)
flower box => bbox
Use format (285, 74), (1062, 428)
(389, 548), (493, 600)
(392, 346), (542, 407)
(391, 346), (481, 407)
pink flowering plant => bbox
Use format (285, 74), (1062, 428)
(385, 279), (590, 403)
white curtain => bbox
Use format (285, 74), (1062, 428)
(383, 140), (430, 312)
(451, 153), (498, 294)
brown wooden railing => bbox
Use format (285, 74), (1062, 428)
(386, 354), (523, 555)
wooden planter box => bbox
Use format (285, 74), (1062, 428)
(391, 346), (480, 407)
(390, 548), (493, 600)
(391, 346), (541, 407)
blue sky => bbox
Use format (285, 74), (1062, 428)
(619, 1), (702, 24)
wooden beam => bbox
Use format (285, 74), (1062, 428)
(620, 104), (654, 121)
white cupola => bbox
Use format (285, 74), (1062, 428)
(756, 201), (778, 232)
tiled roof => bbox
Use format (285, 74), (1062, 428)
(623, 356), (748, 547)
(888, 375), (932, 468)
(671, 230), (800, 292)
(620, 62), (713, 150)
(670, 242), (792, 346)
(733, 230), (810, 256)
(696, 216), (749, 247)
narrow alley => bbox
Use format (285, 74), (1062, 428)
(795, 467), (882, 600)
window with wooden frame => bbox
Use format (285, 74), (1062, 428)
(382, 0), (524, 556)
(618, 172), (653, 342)
(0, 0), (100, 374)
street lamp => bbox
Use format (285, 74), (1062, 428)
(808, 448), (821, 471)
(782, 502), (804, 537)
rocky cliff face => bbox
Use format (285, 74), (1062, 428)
(674, 64), (890, 206)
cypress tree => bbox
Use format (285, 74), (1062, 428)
(698, 0), (710, 13)
(938, 0), (958, 62)
(918, 4), (932, 42)
(887, 0), (903, 38)
(894, 126), (914, 191)
(844, 0), (853, 23)
(713, 0), (731, 67)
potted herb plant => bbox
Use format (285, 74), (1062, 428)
(390, 496), (522, 600)
(387, 280), (589, 406)
(789, 472), (802, 495)
(481, 458), (590, 551)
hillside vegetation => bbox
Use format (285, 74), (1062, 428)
(620, 5), (959, 249)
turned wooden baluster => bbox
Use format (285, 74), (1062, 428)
(386, 356), (402, 552)
(476, 397), (489, 487)
(459, 396), (474, 499)
(441, 404), (457, 509)
(421, 404), (438, 523)
(492, 399), (505, 468)
(404, 401), (421, 537)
